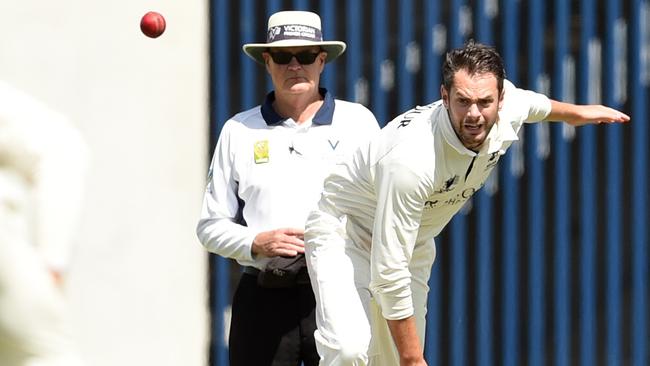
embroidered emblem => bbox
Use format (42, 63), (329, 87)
(435, 175), (459, 193)
(267, 26), (282, 41)
(254, 140), (269, 164)
(424, 200), (439, 208)
(288, 143), (303, 156)
(485, 152), (500, 170)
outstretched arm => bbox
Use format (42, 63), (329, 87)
(546, 100), (630, 126)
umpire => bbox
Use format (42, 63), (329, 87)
(196, 10), (379, 366)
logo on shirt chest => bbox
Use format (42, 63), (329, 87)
(424, 186), (478, 210)
(435, 175), (459, 193)
(254, 140), (269, 164)
(485, 152), (500, 171)
(288, 143), (303, 156)
(284, 138), (341, 162)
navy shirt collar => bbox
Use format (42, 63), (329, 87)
(261, 88), (335, 126)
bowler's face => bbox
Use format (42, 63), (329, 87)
(263, 46), (326, 96)
(441, 70), (504, 151)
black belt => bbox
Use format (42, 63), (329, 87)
(242, 266), (311, 286)
(243, 266), (261, 276)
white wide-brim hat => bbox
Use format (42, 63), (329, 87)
(243, 11), (347, 65)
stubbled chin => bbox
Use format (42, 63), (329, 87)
(464, 127), (484, 138)
(462, 132), (486, 149)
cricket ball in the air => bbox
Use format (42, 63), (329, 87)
(140, 11), (166, 38)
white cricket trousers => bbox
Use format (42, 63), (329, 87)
(305, 209), (434, 365)
(0, 182), (84, 366)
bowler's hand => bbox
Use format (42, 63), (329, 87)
(570, 105), (630, 126)
(252, 228), (305, 257)
(548, 101), (630, 126)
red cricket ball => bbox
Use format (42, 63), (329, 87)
(140, 11), (166, 38)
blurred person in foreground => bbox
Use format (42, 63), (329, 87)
(0, 80), (88, 366)
(304, 41), (630, 366)
(195, 10), (380, 366)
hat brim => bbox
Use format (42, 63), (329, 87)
(243, 40), (347, 65)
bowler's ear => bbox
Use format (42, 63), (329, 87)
(498, 88), (505, 110)
(440, 85), (449, 108)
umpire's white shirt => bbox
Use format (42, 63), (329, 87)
(197, 89), (380, 269)
(315, 80), (552, 321)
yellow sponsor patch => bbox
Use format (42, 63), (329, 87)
(254, 140), (269, 164)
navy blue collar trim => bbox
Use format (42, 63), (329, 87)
(260, 88), (335, 126)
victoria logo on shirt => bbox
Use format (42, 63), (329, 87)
(328, 139), (339, 150)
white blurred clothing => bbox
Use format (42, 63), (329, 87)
(0, 81), (87, 366)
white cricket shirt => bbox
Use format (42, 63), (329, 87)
(317, 80), (552, 320)
(197, 89), (380, 269)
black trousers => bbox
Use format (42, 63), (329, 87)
(229, 273), (319, 366)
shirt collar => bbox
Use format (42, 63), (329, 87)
(482, 112), (520, 153)
(438, 106), (520, 155)
(260, 88), (335, 126)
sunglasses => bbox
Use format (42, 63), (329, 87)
(268, 50), (322, 65)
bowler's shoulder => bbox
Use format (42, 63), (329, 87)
(385, 101), (442, 133)
(499, 79), (551, 123)
(371, 104), (439, 169)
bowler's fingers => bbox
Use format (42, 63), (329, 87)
(593, 106), (630, 124)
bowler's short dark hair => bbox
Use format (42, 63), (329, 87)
(442, 40), (506, 95)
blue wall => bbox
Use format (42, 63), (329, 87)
(208, 1), (649, 365)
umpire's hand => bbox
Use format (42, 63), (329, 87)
(252, 228), (305, 257)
